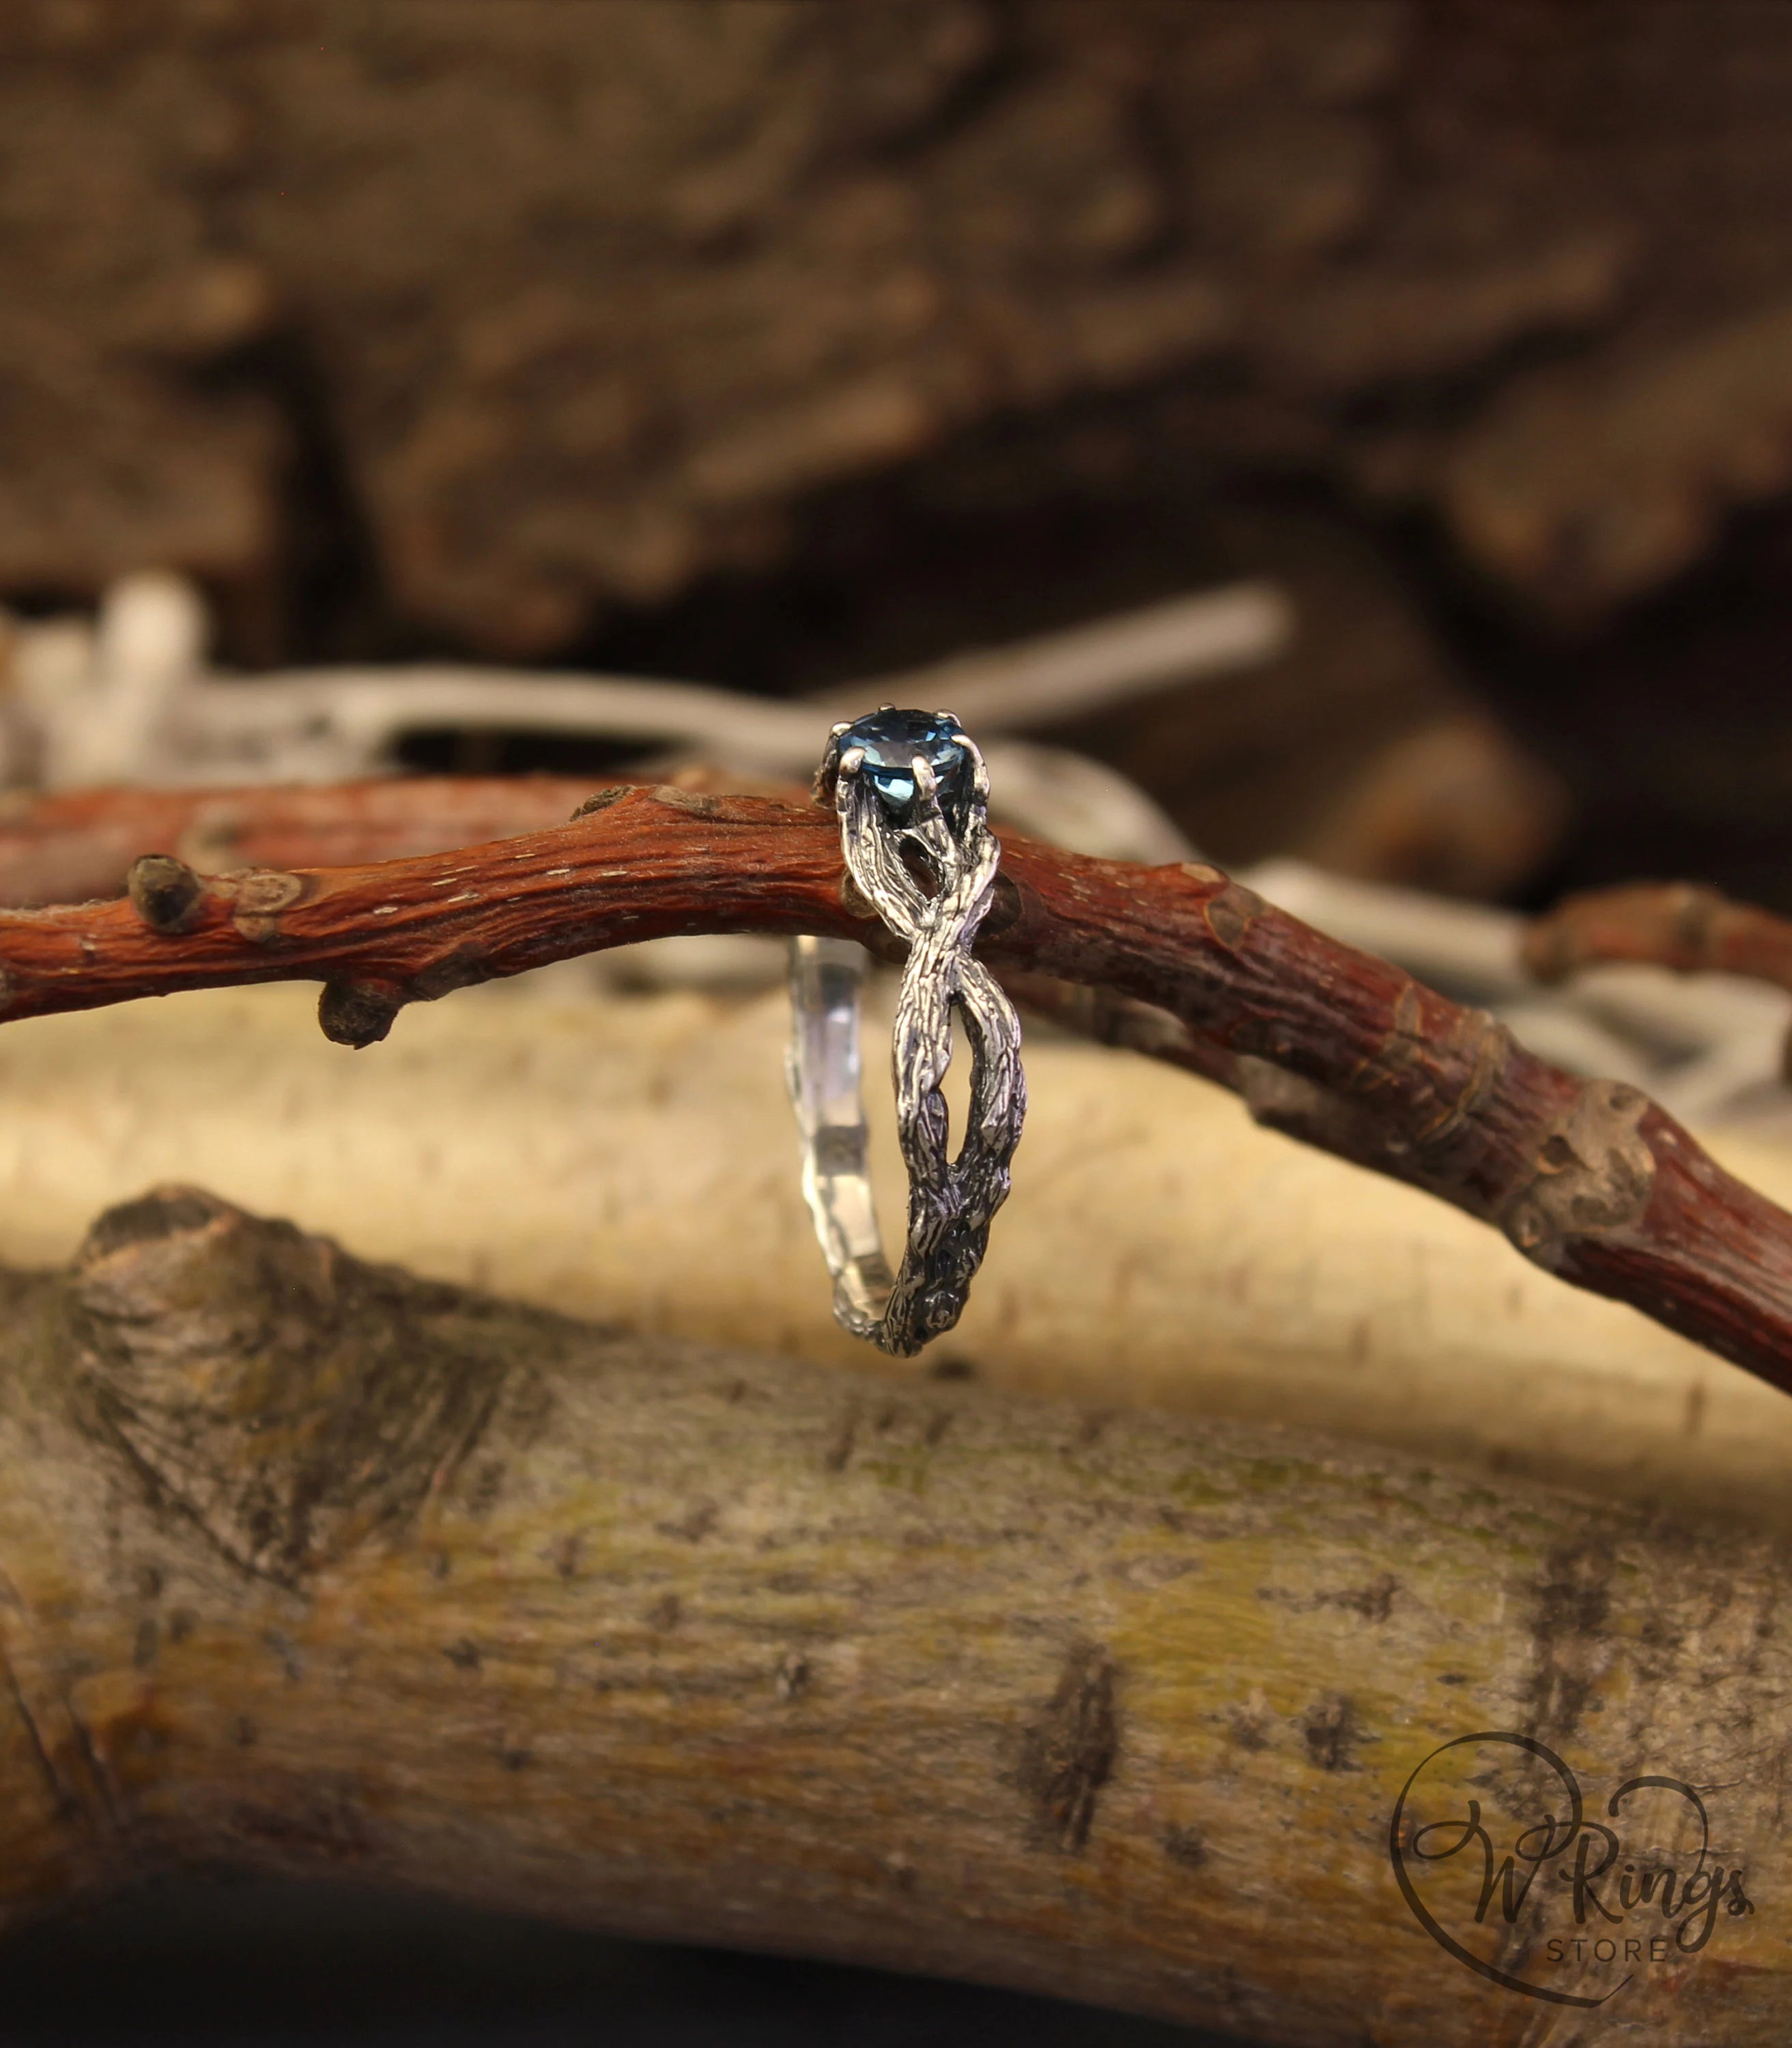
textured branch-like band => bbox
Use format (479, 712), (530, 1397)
(786, 711), (1025, 1355)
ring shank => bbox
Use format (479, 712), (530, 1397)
(786, 935), (896, 1328)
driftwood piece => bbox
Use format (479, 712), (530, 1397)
(5, 982), (1792, 1543)
(0, 782), (1787, 1395)
(0, 1184), (1784, 2045)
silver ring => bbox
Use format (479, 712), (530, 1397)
(786, 707), (1026, 1356)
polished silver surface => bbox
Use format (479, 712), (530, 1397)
(786, 715), (1025, 1356)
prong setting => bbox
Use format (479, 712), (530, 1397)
(823, 708), (976, 830)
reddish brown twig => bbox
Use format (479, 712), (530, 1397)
(0, 780), (1789, 1392)
(0, 777), (606, 907)
(1525, 879), (1792, 1082)
(1526, 881), (1792, 995)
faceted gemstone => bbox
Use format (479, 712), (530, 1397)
(837, 708), (973, 827)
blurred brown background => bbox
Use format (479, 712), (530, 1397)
(8, 0), (1792, 910)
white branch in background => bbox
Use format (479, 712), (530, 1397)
(1, 573), (1296, 864)
(807, 582), (1293, 726)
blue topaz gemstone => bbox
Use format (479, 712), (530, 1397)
(836, 708), (973, 828)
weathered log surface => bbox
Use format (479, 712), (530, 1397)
(4, 982), (1792, 1539)
(0, 1186), (1784, 2045)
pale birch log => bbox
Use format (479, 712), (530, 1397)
(0, 982), (1789, 1535)
(1, 1184), (1786, 2047)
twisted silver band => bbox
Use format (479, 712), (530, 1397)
(786, 715), (1026, 1356)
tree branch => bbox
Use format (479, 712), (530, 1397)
(1527, 881), (1792, 1004)
(0, 781), (1787, 1389)
(1, 1186), (1784, 2043)
(0, 777), (603, 909)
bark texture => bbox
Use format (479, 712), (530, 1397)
(9, 1), (1792, 646)
(1, 1185), (1787, 2045)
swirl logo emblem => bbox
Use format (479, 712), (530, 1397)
(1389, 1731), (1756, 2005)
